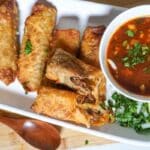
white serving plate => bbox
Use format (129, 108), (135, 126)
(1, 0), (150, 147)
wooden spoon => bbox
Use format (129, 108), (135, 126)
(0, 115), (60, 150)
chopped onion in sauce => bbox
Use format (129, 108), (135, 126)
(107, 59), (117, 70)
(140, 84), (145, 92)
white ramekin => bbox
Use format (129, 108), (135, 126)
(100, 5), (150, 102)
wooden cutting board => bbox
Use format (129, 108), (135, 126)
(0, 121), (114, 150)
(0, 0), (148, 149)
(0, 123), (37, 150)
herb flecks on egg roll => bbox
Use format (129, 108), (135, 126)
(0, 0), (18, 85)
(18, 3), (56, 91)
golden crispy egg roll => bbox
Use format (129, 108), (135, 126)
(51, 29), (80, 56)
(79, 26), (105, 68)
(18, 3), (56, 91)
(46, 48), (106, 103)
(0, 0), (18, 85)
(32, 85), (111, 127)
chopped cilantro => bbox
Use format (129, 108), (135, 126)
(24, 40), (32, 54)
(108, 92), (150, 134)
(85, 139), (89, 145)
(126, 29), (135, 37)
(122, 43), (150, 68)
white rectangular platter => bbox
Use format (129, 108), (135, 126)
(0, 0), (150, 147)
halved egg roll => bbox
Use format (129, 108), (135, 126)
(46, 48), (106, 103)
(32, 85), (111, 127)
(51, 29), (80, 56)
(0, 0), (18, 85)
(79, 26), (105, 68)
(18, 3), (56, 91)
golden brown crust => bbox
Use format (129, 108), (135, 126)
(79, 26), (105, 68)
(32, 85), (90, 127)
(0, 0), (18, 85)
(51, 29), (80, 56)
(18, 3), (56, 91)
(0, 68), (16, 85)
(46, 48), (106, 103)
(32, 85), (111, 127)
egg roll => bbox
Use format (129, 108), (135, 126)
(32, 85), (111, 127)
(51, 29), (80, 56)
(46, 48), (106, 103)
(0, 0), (18, 85)
(79, 26), (105, 68)
(18, 3), (56, 91)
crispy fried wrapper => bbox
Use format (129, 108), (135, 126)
(51, 29), (80, 56)
(32, 85), (112, 127)
(0, 0), (18, 85)
(79, 26), (105, 68)
(18, 3), (56, 91)
(46, 48), (106, 104)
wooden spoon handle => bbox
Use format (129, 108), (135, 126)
(0, 116), (60, 150)
(0, 116), (24, 134)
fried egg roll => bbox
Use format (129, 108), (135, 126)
(32, 85), (111, 127)
(79, 26), (105, 68)
(46, 48), (106, 103)
(18, 3), (56, 91)
(0, 0), (18, 85)
(51, 29), (80, 56)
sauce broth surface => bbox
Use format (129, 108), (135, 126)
(107, 17), (150, 96)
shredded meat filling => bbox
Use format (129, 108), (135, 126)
(70, 76), (91, 93)
(86, 108), (101, 122)
(77, 94), (96, 104)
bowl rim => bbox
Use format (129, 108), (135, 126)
(99, 4), (150, 102)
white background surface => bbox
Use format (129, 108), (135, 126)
(0, 0), (150, 147)
(74, 143), (150, 150)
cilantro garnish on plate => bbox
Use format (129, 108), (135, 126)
(108, 92), (150, 134)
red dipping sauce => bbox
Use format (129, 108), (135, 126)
(107, 17), (150, 96)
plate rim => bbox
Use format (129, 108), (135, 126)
(1, 0), (149, 147)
